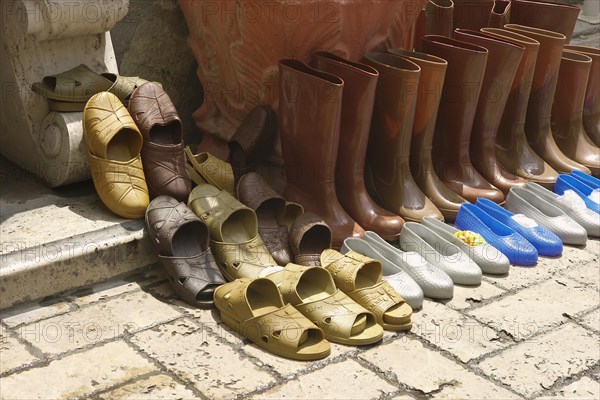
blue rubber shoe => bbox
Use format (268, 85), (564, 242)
(554, 174), (600, 214)
(475, 198), (563, 257)
(455, 203), (538, 266)
(570, 170), (600, 190)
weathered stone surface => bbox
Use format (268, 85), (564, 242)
(98, 373), (196, 399)
(539, 377), (600, 400)
(130, 318), (276, 398)
(242, 340), (355, 378)
(468, 278), (599, 341)
(444, 281), (506, 310)
(563, 259), (600, 291)
(578, 308), (600, 332)
(18, 291), (182, 355)
(0, 341), (155, 399)
(477, 323), (599, 398)
(253, 359), (397, 399)
(1, 300), (71, 328)
(412, 300), (506, 362)
(360, 337), (518, 397)
(0, 327), (38, 374)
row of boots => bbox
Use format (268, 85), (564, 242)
(277, 25), (599, 248)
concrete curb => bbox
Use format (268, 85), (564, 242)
(0, 220), (157, 309)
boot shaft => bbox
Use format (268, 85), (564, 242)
(421, 35), (488, 158)
(510, 0), (580, 43)
(504, 24), (565, 134)
(488, 0), (510, 28)
(278, 60), (343, 189)
(362, 52), (421, 183)
(425, 0), (454, 37)
(312, 52), (378, 183)
(565, 46), (600, 125)
(452, 0), (494, 31)
(454, 29), (524, 147)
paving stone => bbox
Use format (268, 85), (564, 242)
(477, 323), (599, 398)
(484, 245), (590, 291)
(253, 359), (397, 399)
(98, 373), (195, 399)
(360, 337), (518, 397)
(0, 327), (38, 374)
(444, 281), (506, 310)
(242, 339), (356, 378)
(577, 308), (600, 332)
(390, 393), (417, 399)
(564, 260), (600, 291)
(1, 300), (71, 328)
(412, 300), (506, 362)
(130, 318), (276, 398)
(0, 341), (155, 399)
(469, 278), (599, 341)
(17, 290), (182, 355)
(539, 377), (600, 400)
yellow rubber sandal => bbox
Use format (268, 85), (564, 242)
(321, 249), (413, 331)
(266, 264), (383, 346)
(184, 147), (236, 196)
(214, 278), (330, 360)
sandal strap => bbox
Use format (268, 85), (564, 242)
(289, 212), (332, 263)
(295, 253), (321, 266)
(321, 250), (382, 293)
(258, 225), (290, 254)
(295, 289), (371, 340)
(88, 153), (148, 195)
(105, 74), (148, 103)
(34, 64), (112, 101)
(159, 250), (224, 297)
(84, 93), (142, 158)
(242, 304), (321, 352)
(147, 201), (206, 255)
(210, 235), (275, 280)
(348, 281), (406, 323)
(237, 173), (285, 217)
(184, 148), (235, 196)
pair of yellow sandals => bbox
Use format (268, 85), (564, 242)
(214, 251), (413, 361)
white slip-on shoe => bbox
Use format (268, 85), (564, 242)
(362, 231), (454, 299)
(341, 238), (424, 309)
(421, 217), (510, 275)
(399, 223), (482, 286)
(506, 187), (588, 245)
(525, 182), (600, 238)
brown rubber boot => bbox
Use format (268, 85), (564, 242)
(313, 52), (405, 241)
(362, 52), (444, 222)
(453, 29), (528, 195)
(510, 0), (580, 43)
(504, 25), (591, 175)
(565, 45), (600, 147)
(278, 60), (364, 249)
(414, 0), (454, 52)
(452, 0), (494, 31)
(551, 51), (600, 177)
(421, 35), (505, 203)
(480, 28), (559, 188)
(389, 48), (467, 221)
(488, 0), (510, 28)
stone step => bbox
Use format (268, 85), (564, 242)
(0, 158), (157, 309)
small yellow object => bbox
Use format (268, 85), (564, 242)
(454, 230), (486, 246)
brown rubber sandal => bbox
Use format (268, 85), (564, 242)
(228, 106), (276, 178)
(145, 196), (225, 308)
(321, 249), (413, 331)
(237, 173), (293, 266)
(214, 278), (330, 360)
(289, 212), (332, 266)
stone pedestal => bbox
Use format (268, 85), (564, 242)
(179, 0), (427, 162)
(1, 0), (129, 187)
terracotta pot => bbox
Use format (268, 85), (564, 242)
(179, 0), (428, 162)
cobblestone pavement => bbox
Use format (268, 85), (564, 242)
(1, 239), (598, 399)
